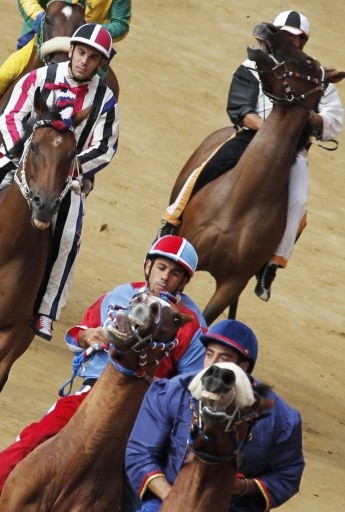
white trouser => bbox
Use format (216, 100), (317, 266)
(38, 191), (85, 320)
(273, 150), (308, 262)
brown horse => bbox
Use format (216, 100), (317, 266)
(0, 0), (119, 112)
(0, 292), (193, 511)
(170, 22), (345, 324)
(0, 88), (90, 391)
(160, 363), (271, 512)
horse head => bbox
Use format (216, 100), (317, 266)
(38, 0), (86, 64)
(187, 363), (265, 464)
(105, 291), (193, 378)
(11, 87), (90, 229)
(247, 22), (345, 112)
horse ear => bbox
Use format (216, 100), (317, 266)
(178, 312), (194, 326)
(72, 106), (92, 128)
(34, 87), (48, 116)
(325, 69), (345, 83)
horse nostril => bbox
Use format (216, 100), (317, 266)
(32, 195), (44, 209)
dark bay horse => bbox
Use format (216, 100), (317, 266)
(160, 363), (272, 512)
(0, 0), (86, 111)
(170, 23), (345, 324)
(0, 88), (90, 391)
(0, 292), (193, 511)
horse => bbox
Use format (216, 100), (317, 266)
(0, 292), (193, 511)
(0, 87), (90, 392)
(160, 363), (273, 512)
(169, 22), (345, 324)
(0, 0), (119, 112)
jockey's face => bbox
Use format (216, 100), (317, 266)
(204, 342), (250, 372)
(145, 257), (189, 296)
(69, 43), (106, 81)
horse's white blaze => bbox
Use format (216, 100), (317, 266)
(62, 6), (73, 19)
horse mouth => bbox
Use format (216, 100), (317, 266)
(106, 309), (134, 341)
(33, 218), (51, 230)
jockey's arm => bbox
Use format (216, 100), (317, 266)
(76, 92), (119, 179)
(17, 0), (45, 32)
(241, 112), (264, 131)
(98, 0), (131, 42)
(316, 83), (344, 140)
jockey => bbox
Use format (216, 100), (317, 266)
(157, 10), (344, 302)
(126, 319), (305, 512)
(0, 23), (119, 340)
(0, 0), (131, 97)
(0, 235), (207, 492)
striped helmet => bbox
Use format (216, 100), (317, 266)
(146, 236), (198, 278)
(70, 23), (112, 59)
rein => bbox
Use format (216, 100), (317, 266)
(256, 59), (326, 108)
(14, 120), (80, 209)
(58, 299), (180, 395)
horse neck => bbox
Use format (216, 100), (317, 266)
(63, 361), (149, 465)
(244, 103), (309, 170)
(160, 453), (236, 512)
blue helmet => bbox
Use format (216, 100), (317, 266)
(145, 235), (198, 278)
(200, 319), (258, 373)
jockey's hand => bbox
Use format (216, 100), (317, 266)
(309, 112), (323, 139)
(78, 327), (108, 349)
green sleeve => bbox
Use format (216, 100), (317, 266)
(102, 0), (131, 41)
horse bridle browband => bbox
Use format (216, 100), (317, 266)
(14, 120), (80, 209)
(255, 58), (326, 108)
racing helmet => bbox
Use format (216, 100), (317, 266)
(200, 319), (258, 373)
(273, 10), (310, 39)
(145, 235), (198, 278)
(70, 23), (112, 59)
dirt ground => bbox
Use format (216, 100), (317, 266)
(0, 1), (344, 510)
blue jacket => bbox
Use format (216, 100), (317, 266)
(126, 373), (304, 511)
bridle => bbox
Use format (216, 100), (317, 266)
(184, 398), (258, 466)
(14, 119), (80, 209)
(58, 294), (180, 396)
(107, 296), (179, 381)
(256, 57), (326, 109)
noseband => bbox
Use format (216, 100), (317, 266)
(257, 58), (326, 108)
(185, 398), (257, 465)
(14, 119), (80, 209)
(106, 298), (179, 381)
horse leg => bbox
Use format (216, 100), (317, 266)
(0, 325), (34, 392)
(202, 277), (249, 325)
(228, 298), (239, 320)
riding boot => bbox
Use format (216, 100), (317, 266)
(254, 262), (278, 302)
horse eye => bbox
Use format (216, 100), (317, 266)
(45, 15), (53, 26)
(31, 142), (39, 154)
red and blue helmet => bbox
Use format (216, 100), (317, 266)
(70, 23), (112, 59)
(200, 319), (258, 373)
(145, 235), (198, 278)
